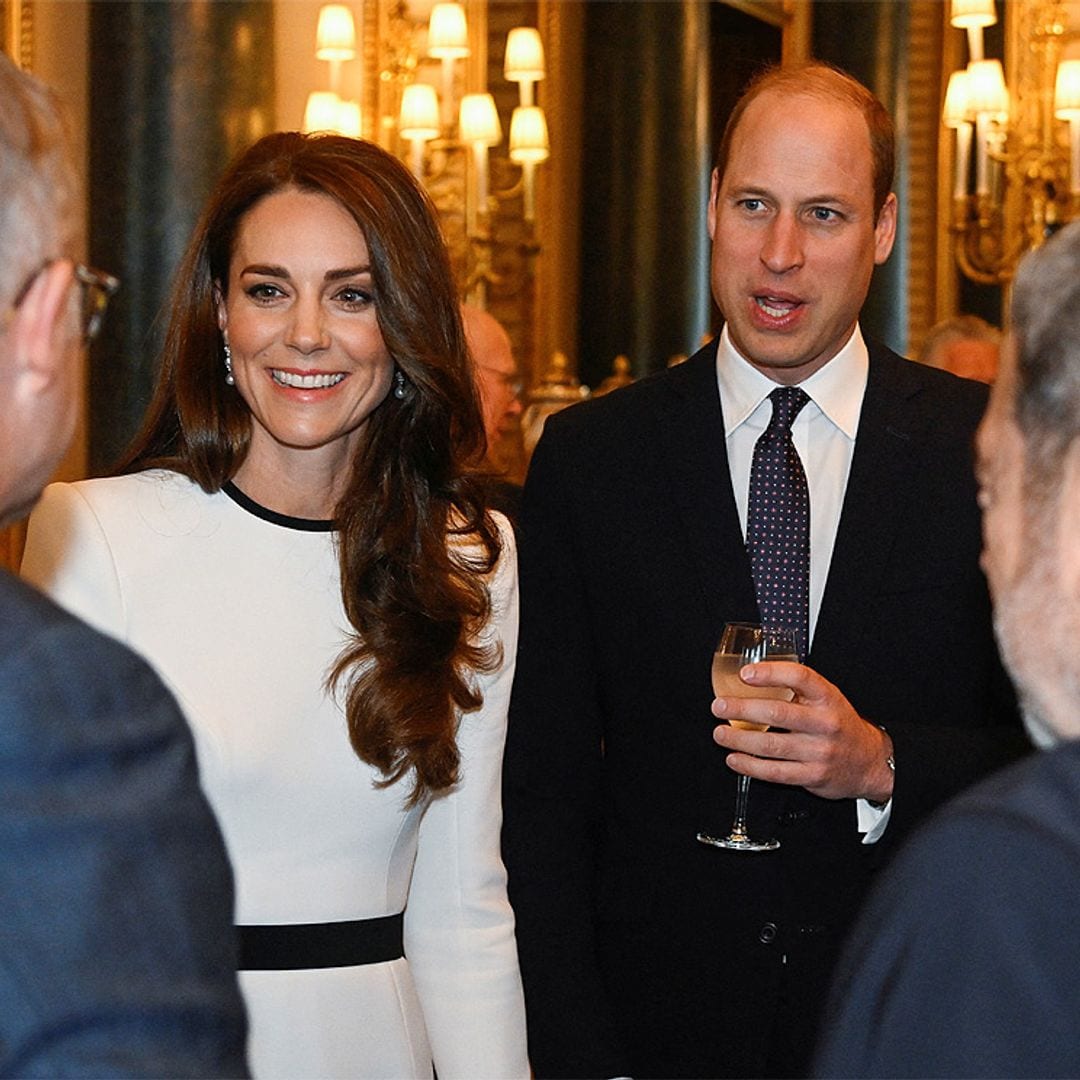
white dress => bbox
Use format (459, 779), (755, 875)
(21, 470), (529, 1080)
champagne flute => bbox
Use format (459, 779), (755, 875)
(697, 622), (797, 852)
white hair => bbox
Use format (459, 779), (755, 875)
(0, 53), (77, 309)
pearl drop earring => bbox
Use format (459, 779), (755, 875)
(224, 342), (235, 386)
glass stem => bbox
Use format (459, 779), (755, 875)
(730, 774), (753, 839)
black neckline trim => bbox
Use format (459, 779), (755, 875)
(222, 480), (336, 532)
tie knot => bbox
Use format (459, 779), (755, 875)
(767, 386), (810, 434)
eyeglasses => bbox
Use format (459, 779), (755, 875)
(5, 259), (120, 343)
(74, 263), (120, 343)
(478, 365), (524, 397)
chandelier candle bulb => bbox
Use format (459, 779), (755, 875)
(950, 0), (996, 61)
(944, 69), (973, 200)
(1054, 59), (1080, 195)
(510, 105), (550, 222)
(304, 90), (342, 134)
(967, 59), (1008, 197)
(316, 3), (357, 93)
(398, 83), (439, 179)
(428, 2), (469, 132)
(504, 26), (545, 109)
(459, 92), (501, 234)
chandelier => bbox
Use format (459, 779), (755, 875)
(943, 0), (1080, 284)
(302, 2), (549, 308)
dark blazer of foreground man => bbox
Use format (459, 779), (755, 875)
(0, 53), (248, 1077)
(502, 62), (1025, 1079)
(815, 221), (1080, 1080)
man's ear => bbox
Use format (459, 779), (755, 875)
(8, 260), (75, 386)
(1060, 440), (1080, 599)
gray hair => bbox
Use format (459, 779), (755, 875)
(918, 314), (1001, 368)
(0, 52), (77, 310)
(1009, 222), (1080, 486)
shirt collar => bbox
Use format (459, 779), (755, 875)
(715, 324), (869, 439)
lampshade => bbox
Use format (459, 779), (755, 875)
(504, 27), (545, 83)
(943, 69), (972, 127)
(337, 100), (362, 138)
(459, 93), (501, 145)
(1055, 59), (1080, 119)
(966, 58), (1008, 116)
(315, 4), (357, 61)
(509, 105), (550, 163)
(950, 0), (997, 29)
(304, 91), (342, 133)
(399, 83), (440, 140)
(428, 3), (469, 59)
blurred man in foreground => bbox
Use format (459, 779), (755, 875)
(815, 221), (1080, 1079)
(0, 52), (248, 1077)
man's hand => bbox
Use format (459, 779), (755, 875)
(711, 661), (895, 802)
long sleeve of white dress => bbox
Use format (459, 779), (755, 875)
(22, 472), (529, 1080)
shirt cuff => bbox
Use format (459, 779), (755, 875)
(857, 797), (891, 844)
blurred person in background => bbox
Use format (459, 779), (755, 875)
(918, 313), (1001, 383)
(463, 302), (524, 521)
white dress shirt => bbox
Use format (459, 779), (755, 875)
(715, 323), (890, 840)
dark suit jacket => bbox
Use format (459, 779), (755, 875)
(814, 738), (1080, 1079)
(502, 339), (1025, 1079)
(0, 569), (249, 1078)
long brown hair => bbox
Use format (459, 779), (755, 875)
(118, 131), (501, 804)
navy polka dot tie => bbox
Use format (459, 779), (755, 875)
(747, 386), (810, 660)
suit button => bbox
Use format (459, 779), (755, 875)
(758, 922), (778, 945)
(781, 809), (811, 825)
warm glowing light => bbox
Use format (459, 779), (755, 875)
(966, 59), (1008, 116)
(1054, 58), (1080, 119)
(459, 93), (501, 145)
(398, 83), (440, 139)
(427, 3), (469, 59)
(943, 69), (972, 127)
(315, 4), (356, 61)
(504, 27), (545, 83)
(950, 0), (996, 29)
(336, 100), (362, 138)
(304, 91), (342, 133)
(509, 105), (550, 163)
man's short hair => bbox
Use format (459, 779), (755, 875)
(1010, 222), (1080, 487)
(713, 61), (895, 220)
(0, 53), (76, 309)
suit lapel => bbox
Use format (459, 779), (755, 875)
(811, 343), (923, 669)
(650, 344), (759, 623)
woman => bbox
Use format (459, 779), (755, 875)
(22, 132), (528, 1079)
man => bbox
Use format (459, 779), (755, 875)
(814, 222), (1080, 1079)
(918, 313), (1001, 383)
(463, 303), (524, 456)
(502, 62), (1024, 1079)
(0, 54), (248, 1077)
(462, 302), (524, 519)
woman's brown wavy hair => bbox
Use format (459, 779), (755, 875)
(116, 131), (501, 805)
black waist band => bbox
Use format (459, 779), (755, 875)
(237, 912), (404, 971)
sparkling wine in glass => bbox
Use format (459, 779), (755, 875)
(697, 622), (797, 852)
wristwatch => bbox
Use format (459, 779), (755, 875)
(867, 725), (895, 811)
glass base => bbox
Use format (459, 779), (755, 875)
(697, 830), (780, 852)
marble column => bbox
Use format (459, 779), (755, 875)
(87, 0), (275, 473)
(577, 0), (713, 385)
